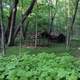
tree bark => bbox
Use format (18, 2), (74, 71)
(66, 0), (79, 49)
(7, 0), (19, 46)
(0, 0), (5, 55)
(13, 0), (37, 40)
(23, 20), (29, 39)
(70, 0), (80, 32)
(49, 0), (58, 33)
(4, 0), (36, 46)
(5, 11), (12, 43)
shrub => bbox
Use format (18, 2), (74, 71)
(0, 53), (80, 80)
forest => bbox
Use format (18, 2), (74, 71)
(0, 0), (80, 80)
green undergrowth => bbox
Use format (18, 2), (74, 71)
(0, 52), (80, 80)
(5, 46), (76, 56)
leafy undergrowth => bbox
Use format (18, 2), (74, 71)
(0, 53), (80, 80)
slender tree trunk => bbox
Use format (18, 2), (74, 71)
(35, 1), (38, 48)
(5, 10), (12, 43)
(48, 0), (52, 33)
(66, 0), (79, 49)
(13, 0), (37, 41)
(5, 0), (36, 46)
(0, 0), (5, 55)
(7, 0), (19, 46)
(49, 0), (58, 33)
(70, 0), (80, 32)
(23, 20), (29, 39)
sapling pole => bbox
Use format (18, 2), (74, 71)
(64, 0), (68, 48)
(66, 0), (71, 49)
(35, 1), (38, 48)
(19, 0), (24, 54)
(0, 0), (5, 55)
(66, 0), (79, 49)
(48, 0), (52, 33)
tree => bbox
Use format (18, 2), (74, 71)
(6, 0), (19, 46)
(13, 0), (37, 40)
(0, 0), (5, 55)
(1, 0), (80, 47)
(48, 0), (58, 33)
(66, 0), (80, 49)
(4, 0), (36, 46)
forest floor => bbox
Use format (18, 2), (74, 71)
(4, 46), (80, 58)
(0, 40), (80, 57)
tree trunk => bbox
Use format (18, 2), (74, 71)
(5, 0), (36, 46)
(0, 0), (5, 55)
(7, 0), (19, 46)
(49, 0), (58, 33)
(5, 11), (12, 43)
(13, 0), (37, 41)
(23, 20), (29, 39)
(70, 0), (80, 32)
(66, 0), (79, 49)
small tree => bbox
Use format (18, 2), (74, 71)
(66, 0), (79, 49)
(0, 0), (5, 55)
(35, 1), (38, 48)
